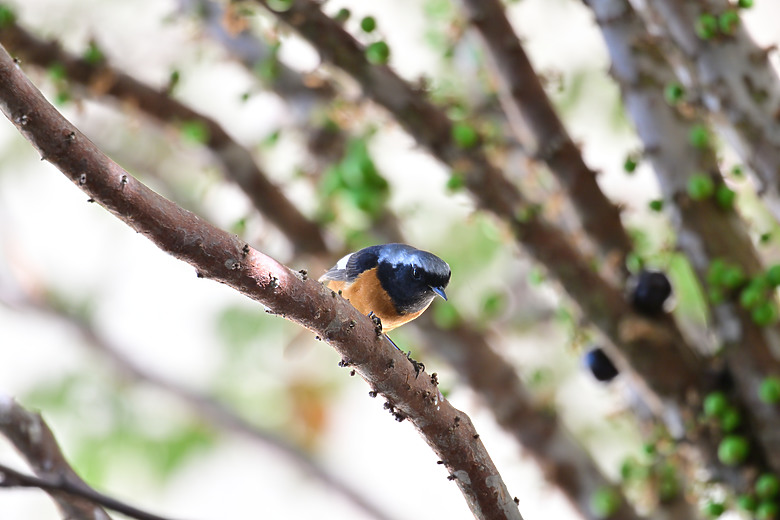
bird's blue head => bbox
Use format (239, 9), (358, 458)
(376, 244), (451, 315)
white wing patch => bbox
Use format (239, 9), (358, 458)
(335, 252), (353, 270)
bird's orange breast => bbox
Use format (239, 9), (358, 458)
(324, 267), (428, 331)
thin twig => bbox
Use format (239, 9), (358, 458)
(0, 461), (174, 520)
(0, 44), (523, 520)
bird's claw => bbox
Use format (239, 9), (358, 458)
(406, 350), (425, 378)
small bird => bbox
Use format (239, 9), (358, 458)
(319, 243), (451, 332)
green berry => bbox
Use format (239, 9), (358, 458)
(664, 82), (685, 104)
(767, 264), (780, 286)
(590, 487), (621, 519)
(703, 391), (729, 417)
(703, 502), (725, 518)
(715, 185), (736, 209)
(718, 435), (750, 465)
(740, 282), (766, 309)
(752, 301), (778, 326)
(696, 13), (719, 39)
(757, 501), (780, 520)
(709, 288), (725, 304)
(708, 259), (727, 283)
(452, 122), (479, 149)
(360, 16), (376, 33)
(334, 8), (351, 23)
(446, 173), (466, 192)
(759, 376), (780, 404)
(658, 468), (680, 501)
(737, 0), (754, 8)
(756, 474), (780, 499)
(720, 406), (741, 432)
(48, 63), (67, 82)
(82, 41), (104, 65)
(721, 264), (745, 289)
(179, 120), (210, 144)
(365, 41), (390, 64)
(689, 124), (710, 148)
(736, 494), (757, 512)
(623, 155), (638, 173)
(719, 10), (740, 34)
(648, 199), (664, 212)
(688, 174), (715, 200)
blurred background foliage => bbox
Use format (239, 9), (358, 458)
(1, 0), (780, 518)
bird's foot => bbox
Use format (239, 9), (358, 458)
(368, 311), (383, 336)
(406, 350), (425, 378)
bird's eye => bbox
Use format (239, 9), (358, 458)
(412, 266), (421, 279)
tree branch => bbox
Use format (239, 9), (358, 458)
(457, 0), (632, 273)
(0, 44), (522, 520)
(0, 18), (328, 256)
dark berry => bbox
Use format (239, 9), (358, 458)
(584, 348), (619, 382)
(632, 270), (672, 315)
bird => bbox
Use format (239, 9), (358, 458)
(319, 243), (451, 332)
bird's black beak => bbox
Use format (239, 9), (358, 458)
(431, 286), (447, 301)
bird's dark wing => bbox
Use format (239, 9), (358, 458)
(319, 246), (382, 283)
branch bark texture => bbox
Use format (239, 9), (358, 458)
(458, 0), (632, 271)
(0, 44), (522, 520)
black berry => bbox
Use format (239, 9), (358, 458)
(584, 348), (619, 382)
(632, 270), (672, 315)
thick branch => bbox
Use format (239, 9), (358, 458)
(0, 44), (521, 520)
(0, 19), (328, 256)
(457, 0), (632, 272)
